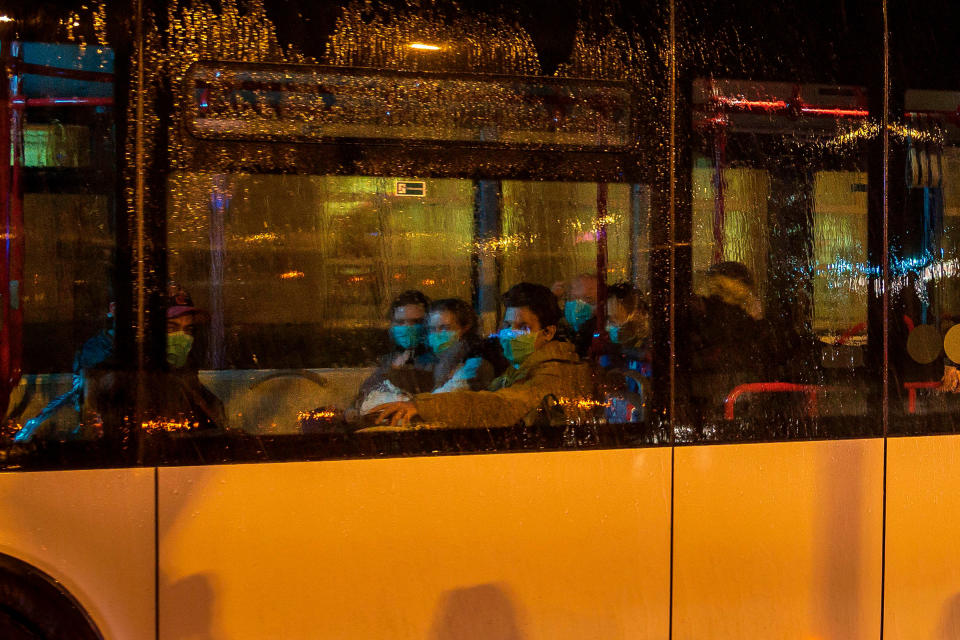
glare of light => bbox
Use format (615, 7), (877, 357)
(141, 419), (199, 433)
(280, 270), (305, 280)
(0, 15), (13, 22)
(408, 42), (441, 51)
(556, 397), (611, 409)
(241, 232), (279, 244)
(298, 410), (337, 421)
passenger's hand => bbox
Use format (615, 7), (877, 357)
(941, 365), (960, 393)
(391, 351), (413, 369)
(374, 401), (420, 426)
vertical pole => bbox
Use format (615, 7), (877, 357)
(473, 179), (502, 336)
(879, 2), (891, 637)
(134, 0), (147, 372)
(667, 5), (677, 637)
(629, 183), (649, 289)
(9, 40), (22, 388)
(596, 182), (608, 330)
(712, 123), (727, 264)
(0, 37), (11, 407)
(208, 175), (229, 369)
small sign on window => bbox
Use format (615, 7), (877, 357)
(396, 181), (426, 197)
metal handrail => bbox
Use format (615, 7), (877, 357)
(904, 381), (940, 414)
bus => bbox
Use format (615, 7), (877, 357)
(1, 1), (959, 638)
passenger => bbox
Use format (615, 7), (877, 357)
(152, 284), (227, 430)
(557, 273), (599, 357)
(13, 301), (117, 443)
(589, 283), (651, 423)
(598, 282), (650, 373)
(426, 298), (497, 393)
(348, 290), (434, 417)
(373, 283), (592, 428)
(80, 284), (227, 436)
(681, 262), (779, 421)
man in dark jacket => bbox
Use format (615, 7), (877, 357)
(681, 262), (781, 423)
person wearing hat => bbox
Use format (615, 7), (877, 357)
(165, 283), (205, 370)
(151, 283), (226, 431)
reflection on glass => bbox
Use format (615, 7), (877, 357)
(502, 181), (633, 287)
(167, 174), (474, 372)
(897, 94), (960, 418)
(686, 78), (873, 431)
(4, 40), (115, 445)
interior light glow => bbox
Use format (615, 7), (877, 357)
(408, 42), (441, 51)
(0, 16), (13, 22)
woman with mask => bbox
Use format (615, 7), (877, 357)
(558, 274), (599, 357)
(426, 298), (499, 393)
(595, 283), (650, 423)
(373, 283), (592, 428)
(599, 283), (650, 374)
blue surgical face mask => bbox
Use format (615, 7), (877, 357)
(391, 324), (425, 350)
(166, 331), (194, 369)
(428, 329), (457, 355)
(606, 323), (621, 344)
(499, 328), (539, 366)
(564, 299), (595, 332)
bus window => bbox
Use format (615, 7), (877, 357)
(893, 96), (960, 423)
(684, 79), (876, 437)
(4, 41), (117, 446)
(165, 172), (649, 438)
(502, 181), (636, 289)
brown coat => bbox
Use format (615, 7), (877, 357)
(413, 340), (592, 428)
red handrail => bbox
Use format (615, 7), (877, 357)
(904, 381), (940, 414)
(836, 322), (866, 346)
(724, 382), (826, 420)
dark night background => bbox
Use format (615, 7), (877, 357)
(8, 0), (960, 93)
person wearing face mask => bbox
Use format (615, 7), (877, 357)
(157, 284), (226, 430)
(372, 283), (592, 428)
(592, 283), (651, 423)
(426, 298), (500, 393)
(598, 283), (650, 374)
(349, 290), (435, 419)
(559, 274), (599, 358)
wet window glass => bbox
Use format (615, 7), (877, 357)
(1, 18), (117, 451)
(888, 4), (960, 429)
(11, 0), (942, 467)
(0, 0), (665, 468)
(675, 0), (883, 440)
